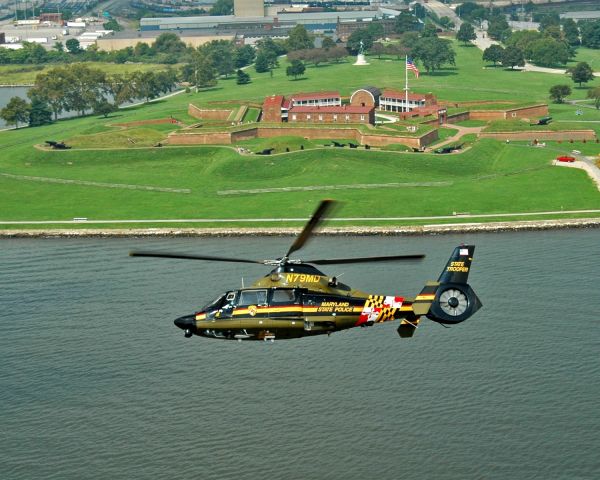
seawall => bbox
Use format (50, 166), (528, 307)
(2, 218), (599, 238)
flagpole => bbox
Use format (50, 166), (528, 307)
(405, 55), (409, 114)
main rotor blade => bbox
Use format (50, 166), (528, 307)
(305, 254), (426, 265)
(286, 199), (335, 258)
(129, 251), (265, 264)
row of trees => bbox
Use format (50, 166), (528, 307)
(1, 64), (178, 128)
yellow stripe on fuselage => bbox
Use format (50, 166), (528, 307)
(415, 294), (435, 301)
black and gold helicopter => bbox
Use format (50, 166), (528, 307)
(130, 200), (482, 341)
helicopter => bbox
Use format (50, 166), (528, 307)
(130, 200), (482, 341)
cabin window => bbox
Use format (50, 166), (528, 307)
(271, 289), (297, 305)
(239, 289), (268, 306)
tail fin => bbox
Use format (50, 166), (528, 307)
(437, 245), (475, 285)
(426, 245), (482, 325)
(397, 245), (482, 337)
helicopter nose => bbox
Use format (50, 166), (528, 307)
(174, 314), (195, 332)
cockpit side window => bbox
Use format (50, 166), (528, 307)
(239, 289), (268, 306)
(271, 289), (297, 305)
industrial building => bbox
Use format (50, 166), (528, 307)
(139, 8), (396, 33)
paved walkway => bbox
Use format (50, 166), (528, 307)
(424, 124), (484, 151)
(2, 209), (600, 226)
(554, 155), (600, 192)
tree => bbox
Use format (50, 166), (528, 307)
(370, 42), (385, 59)
(234, 45), (255, 68)
(529, 38), (568, 67)
(321, 37), (336, 50)
(394, 11), (420, 34)
(438, 17), (455, 31)
(236, 69), (250, 84)
(482, 44), (504, 66)
(93, 99), (117, 117)
(580, 20), (600, 49)
(456, 23), (476, 45)
(29, 66), (71, 120)
(366, 22), (385, 41)
(106, 73), (135, 108)
(23, 42), (48, 63)
(210, 0), (233, 15)
(488, 15), (511, 42)
(103, 18), (122, 32)
(134, 42), (152, 57)
(153, 33), (187, 56)
(542, 25), (563, 42)
(0, 96), (30, 128)
(421, 24), (438, 38)
(65, 38), (81, 54)
(562, 18), (580, 46)
(63, 64), (107, 116)
(501, 46), (525, 70)
(567, 62), (595, 87)
(587, 86), (600, 109)
(201, 40), (236, 78)
(28, 95), (52, 127)
(549, 85), (571, 103)
(346, 29), (374, 55)
(185, 49), (217, 89)
(506, 30), (541, 60)
(254, 51), (271, 73)
(286, 59), (306, 80)
(411, 37), (455, 73)
(539, 13), (560, 33)
(287, 24), (314, 51)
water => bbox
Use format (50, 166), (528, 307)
(1, 230), (599, 479)
(0, 87), (29, 128)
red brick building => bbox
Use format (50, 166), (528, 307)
(262, 95), (285, 122)
(287, 105), (375, 125)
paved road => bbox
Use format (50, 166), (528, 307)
(420, 0), (462, 30)
(2, 209), (600, 225)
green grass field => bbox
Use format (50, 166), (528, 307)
(1, 40), (599, 229)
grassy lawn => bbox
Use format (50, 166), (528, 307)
(569, 47), (600, 72)
(1, 41), (599, 229)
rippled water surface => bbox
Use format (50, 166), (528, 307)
(1, 230), (599, 479)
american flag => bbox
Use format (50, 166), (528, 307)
(406, 58), (420, 78)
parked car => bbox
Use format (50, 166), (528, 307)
(556, 156), (576, 163)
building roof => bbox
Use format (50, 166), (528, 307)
(288, 105), (374, 114)
(381, 89), (428, 101)
(350, 86), (382, 104)
(290, 91), (341, 101)
(263, 95), (284, 109)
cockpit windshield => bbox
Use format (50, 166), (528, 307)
(200, 293), (227, 312)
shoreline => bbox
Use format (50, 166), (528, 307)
(2, 217), (599, 238)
